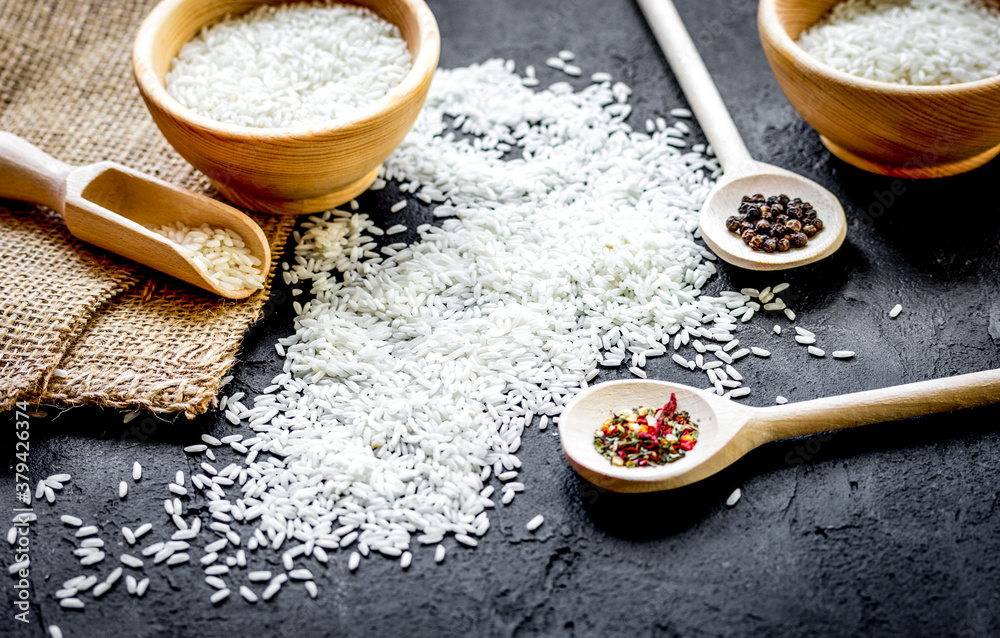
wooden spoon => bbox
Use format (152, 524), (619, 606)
(559, 372), (1000, 493)
(637, 0), (846, 271)
(0, 132), (269, 299)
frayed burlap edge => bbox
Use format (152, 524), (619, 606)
(35, 214), (295, 419)
(0, 205), (143, 412)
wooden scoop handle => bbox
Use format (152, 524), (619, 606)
(0, 132), (73, 212)
(748, 368), (1000, 444)
(635, 0), (755, 171)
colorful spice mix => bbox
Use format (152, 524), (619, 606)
(593, 393), (699, 467)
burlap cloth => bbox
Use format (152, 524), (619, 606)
(0, 0), (297, 417)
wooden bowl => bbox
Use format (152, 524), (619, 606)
(758, 0), (1000, 178)
(133, 0), (439, 215)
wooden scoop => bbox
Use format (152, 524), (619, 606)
(559, 372), (1000, 493)
(637, 0), (847, 270)
(0, 132), (269, 299)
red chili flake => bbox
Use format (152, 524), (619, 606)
(656, 393), (678, 430)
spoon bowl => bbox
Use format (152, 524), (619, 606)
(559, 380), (739, 493)
(0, 132), (269, 299)
(560, 371), (1000, 493)
(637, 0), (848, 271)
(698, 162), (846, 270)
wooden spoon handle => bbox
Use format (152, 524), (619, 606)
(635, 0), (754, 171)
(748, 369), (1000, 443)
(0, 132), (73, 212)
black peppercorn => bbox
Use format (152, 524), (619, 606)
(727, 194), (821, 252)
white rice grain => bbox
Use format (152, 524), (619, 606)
(726, 488), (741, 507)
(147, 223), (265, 291)
(166, 2), (412, 129)
(798, 0), (1000, 86)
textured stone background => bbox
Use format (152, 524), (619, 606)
(3, 0), (999, 635)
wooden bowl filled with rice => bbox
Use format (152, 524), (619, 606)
(133, 0), (439, 215)
(758, 0), (1000, 178)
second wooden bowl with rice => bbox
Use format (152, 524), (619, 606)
(133, 0), (440, 215)
(759, 0), (1000, 178)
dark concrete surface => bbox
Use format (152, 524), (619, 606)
(3, 0), (1000, 636)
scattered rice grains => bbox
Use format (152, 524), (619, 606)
(20, 53), (872, 620)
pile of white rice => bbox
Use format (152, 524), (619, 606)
(228, 59), (735, 563)
(149, 222), (265, 291)
(797, 0), (1000, 85)
(17, 58), (863, 627)
(165, 1), (412, 128)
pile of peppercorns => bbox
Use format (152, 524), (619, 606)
(726, 194), (823, 253)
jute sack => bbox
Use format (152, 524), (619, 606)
(0, 0), (296, 417)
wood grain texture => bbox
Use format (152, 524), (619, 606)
(560, 370), (1000, 492)
(0, 132), (270, 299)
(132, 0), (441, 215)
(637, 0), (846, 271)
(759, 0), (1000, 178)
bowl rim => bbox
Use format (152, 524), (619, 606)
(132, 0), (440, 140)
(758, 0), (1000, 95)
